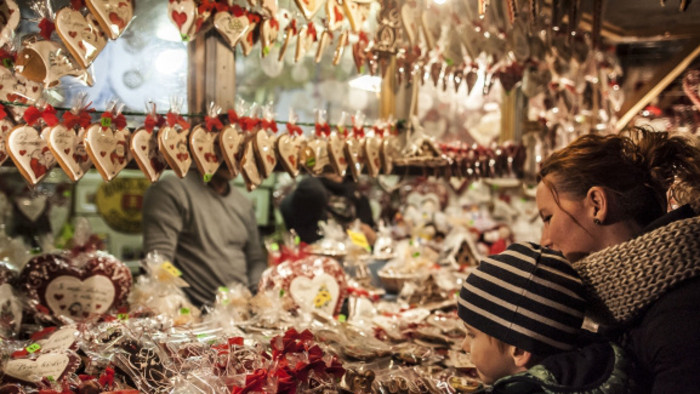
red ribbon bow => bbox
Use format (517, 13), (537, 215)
(144, 113), (165, 132)
(0, 103), (7, 121)
(62, 108), (93, 129)
(23, 105), (59, 127)
(230, 4), (246, 17)
(269, 18), (280, 29)
(289, 19), (298, 35)
(98, 367), (115, 389)
(352, 125), (365, 138)
(205, 115), (224, 131)
(38, 18), (56, 41)
(307, 22), (317, 41)
(261, 119), (278, 133)
(70, 0), (86, 10)
(247, 11), (261, 24)
(166, 112), (191, 129)
(315, 122), (331, 137)
(227, 110), (239, 125)
(239, 116), (259, 132)
(373, 125), (384, 137)
(286, 123), (303, 136)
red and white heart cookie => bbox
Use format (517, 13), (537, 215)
(55, 8), (108, 70)
(327, 133), (347, 176)
(219, 124), (245, 178)
(158, 125), (191, 178)
(0, 0), (20, 48)
(295, 0), (324, 21)
(47, 125), (92, 182)
(4, 352), (81, 384)
(345, 137), (364, 181)
(240, 140), (262, 191)
(0, 118), (14, 167)
(275, 133), (302, 178)
(326, 0), (345, 31)
(15, 39), (94, 87)
(0, 67), (43, 120)
(168, 0), (197, 39)
(240, 28), (257, 56)
(343, 0), (370, 33)
(130, 127), (167, 183)
(253, 130), (277, 178)
(332, 30), (348, 66)
(86, 0), (134, 40)
(190, 124), (222, 179)
(300, 139), (328, 176)
(6, 125), (56, 186)
(260, 18), (279, 56)
(381, 135), (398, 175)
(214, 10), (250, 49)
(84, 123), (131, 182)
(278, 22), (295, 61)
(295, 24), (315, 62)
(364, 135), (382, 177)
(315, 28), (332, 63)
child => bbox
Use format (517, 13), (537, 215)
(458, 242), (630, 393)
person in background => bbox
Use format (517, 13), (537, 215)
(536, 127), (700, 393)
(142, 168), (267, 307)
(458, 242), (629, 393)
(280, 174), (376, 245)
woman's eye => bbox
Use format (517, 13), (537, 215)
(542, 215), (552, 224)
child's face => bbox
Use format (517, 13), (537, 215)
(461, 324), (518, 384)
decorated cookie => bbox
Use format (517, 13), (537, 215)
(15, 39), (94, 87)
(0, 117), (14, 166)
(0, 0), (20, 48)
(3, 351), (81, 385)
(158, 125), (191, 178)
(0, 265), (22, 338)
(294, 0), (324, 21)
(33, 325), (79, 353)
(352, 31), (370, 73)
(86, 0), (134, 40)
(168, 0), (197, 40)
(315, 28), (331, 63)
(326, 0), (345, 31)
(327, 132), (347, 176)
(55, 8), (108, 69)
(18, 252), (132, 322)
(0, 67), (43, 119)
(84, 122), (131, 182)
(381, 134), (398, 174)
(300, 138), (328, 176)
(278, 20), (296, 61)
(332, 30), (348, 65)
(6, 125), (56, 186)
(240, 139), (262, 191)
(275, 133), (302, 178)
(260, 17), (280, 56)
(214, 7), (250, 49)
(219, 124), (245, 178)
(295, 23), (316, 62)
(130, 126), (167, 183)
(240, 27), (257, 56)
(364, 135), (382, 177)
(343, 0), (371, 33)
(345, 137), (364, 181)
(190, 124), (222, 179)
(47, 125), (92, 182)
(253, 129), (277, 178)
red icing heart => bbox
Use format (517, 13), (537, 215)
(172, 11), (188, 29)
(109, 12), (126, 29)
(64, 148), (70, 154)
(289, 155), (296, 167)
(60, 305), (66, 310)
(141, 145), (147, 150)
(19, 150), (27, 156)
(30, 159), (47, 178)
(54, 294), (64, 300)
(100, 151), (107, 157)
(69, 31), (77, 38)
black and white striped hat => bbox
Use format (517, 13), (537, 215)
(458, 242), (586, 356)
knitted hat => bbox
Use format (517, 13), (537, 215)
(458, 242), (586, 356)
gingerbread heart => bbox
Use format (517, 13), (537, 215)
(168, 0), (197, 40)
(400, 1), (420, 46)
(327, 133), (347, 176)
(381, 135), (398, 175)
(55, 8), (108, 70)
(300, 138), (328, 176)
(86, 0), (134, 40)
(4, 352), (81, 384)
(19, 253), (131, 323)
(278, 24), (294, 61)
(253, 130), (277, 178)
(130, 127), (167, 183)
(190, 124), (222, 179)
(47, 125), (92, 182)
(0, 118), (14, 166)
(240, 140), (262, 191)
(326, 0), (345, 31)
(295, 24), (315, 62)
(343, 0), (370, 33)
(420, 10), (439, 51)
(219, 124), (245, 178)
(315, 29), (331, 63)
(295, 0), (324, 21)
(275, 133), (302, 178)
(0, 0), (20, 48)
(240, 28), (257, 56)
(15, 39), (94, 87)
(352, 33), (369, 73)
(84, 123), (131, 182)
(290, 272), (340, 316)
(345, 137), (364, 181)
(158, 126), (191, 178)
(332, 30), (348, 66)
(364, 135), (381, 177)
(0, 67), (43, 120)
(214, 11), (250, 49)
(260, 18), (279, 56)
(6, 125), (56, 186)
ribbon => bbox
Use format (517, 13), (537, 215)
(247, 11), (261, 24)
(315, 122), (330, 137)
(352, 125), (365, 138)
(205, 115), (224, 131)
(261, 119), (278, 133)
(307, 22), (317, 41)
(286, 123), (303, 136)
(0, 48), (16, 68)
(289, 19), (298, 35)
(227, 110), (239, 124)
(197, 0), (217, 14)
(166, 112), (191, 129)
(239, 116), (259, 132)
(98, 367), (115, 389)
(269, 17), (279, 29)
(62, 108), (93, 129)
(70, 0), (85, 9)
(372, 125), (384, 137)
(23, 105), (59, 127)
(30, 326), (57, 341)
(144, 113), (164, 132)
(230, 4), (246, 17)
(38, 18), (56, 41)
(0, 103), (6, 121)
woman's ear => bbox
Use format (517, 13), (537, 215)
(586, 186), (609, 224)
(510, 346), (533, 369)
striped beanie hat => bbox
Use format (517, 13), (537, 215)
(458, 242), (586, 356)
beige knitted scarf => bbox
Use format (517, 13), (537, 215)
(572, 216), (700, 325)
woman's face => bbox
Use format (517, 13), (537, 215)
(536, 180), (598, 262)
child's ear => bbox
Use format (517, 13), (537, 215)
(510, 346), (533, 368)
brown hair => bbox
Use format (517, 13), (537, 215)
(538, 127), (700, 227)
(487, 335), (543, 368)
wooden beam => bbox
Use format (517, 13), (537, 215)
(615, 38), (700, 132)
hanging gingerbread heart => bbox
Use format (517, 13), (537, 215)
(381, 134), (399, 175)
(190, 123), (223, 180)
(218, 124), (244, 178)
(326, 0), (345, 31)
(260, 17), (280, 57)
(295, 22), (317, 62)
(0, 116), (14, 167)
(300, 138), (328, 176)
(15, 39), (94, 87)
(214, 6), (251, 49)
(47, 125), (92, 182)
(276, 133), (302, 178)
(332, 30), (348, 65)
(400, 0), (420, 46)
(168, 0), (197, 40)
(240, 26), (258, 56)
(327, 131), (347, 176)
(158, 126), (191, 178)
(0, 68), (43, 121)
(84, 115), (131, 182)
(85, 0), (134, 40)
(345, 137), (364, 181)
(315, 28), (332, 63)
(0, 0), (20, 48)
(7, 125), (57, 186)
(278, 19), (298, 61)
(352, 31), (370, 73)
(364, 135), (381, 177)
(130, 127), (165, 183)
(240, 140), (262, 191)
(295, 0), (325, 21)
(343, 0), (370, 33)
(253, 129), (277, 179)
(55, 8), (108, 70)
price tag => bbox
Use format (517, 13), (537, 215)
(26, 343), (41, 353)
(161, 261), (182, 277)
(347, 230), (370, 251)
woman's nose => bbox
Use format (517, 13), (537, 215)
(540, 229), (552, 248)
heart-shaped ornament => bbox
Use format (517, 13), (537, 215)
(352, 33), (369, 73)
(86, 0), (133, 40)
(364, 136), (382, 177)
(4, 353), (79, 383)
(219, 124), (245, 178)
(278, 25), (294, 61)
(0, 67), (43, 120)
(343, 0), (370, 33)
(289, 272), (340, 316)
(168, 0), (197, 39)
(35, 325), (79, 353)
(327, 133), (347, 176)
(214, 11), (250, 49)
(15, 39), (94, 88)
(253, 130), (277, 178)
(345, 137), (365, 181)
(300, 139), (328, 176)
(190, 125), (222, 179)
(18, 253), (131, 322)
(6, 125), (55, 186)
(381, 135), (398, 175)
(158, 126), (191, 178)
(240, 140), (262, 191)
(295, 25), (315, 62)
(47, 125), (92, 182)
(260, 18), (279, 56)
(15, 195), (48, 222)
(240, 27), (257, 56)
(326, 0), (345, 31)
(295, 0), (324, 21)
(55, 9), (108, 70)
(400, 1), (420, 46)
(84, 124), (131, 182)
(315, 29), (332, 63)
(275, 133), (302, 178)
(0, 0), (20, 48)
(130, 127), (167, 183)
(0, 118), (14, 166)
(332, 30), (348, 65)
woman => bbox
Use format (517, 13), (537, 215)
(535, 127), (700, 393)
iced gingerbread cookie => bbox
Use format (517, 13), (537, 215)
(6, 125), (56, 186)
(0, 118), (14, 167)
(260, 17), (279, 56)
(253, 130), (277, 178)
(190, 124), (222, 179)
(275, 133), (302, 178)
(0, 0), (20, 48)
(219, 124), (245, 178)
(327, 132), (347, 176)
(345, 137), (365, 181)
(381, 134), (398, 174)
(130, 126), (167, 183)
(158, 125), (191, 178)
(214, 7), (251, 49)
(295, 23), (316, 62)
(295, 0), (324, 21)
(0, 67), (43, 119)
(343, 0), (371, 33)
(240, 140), (262, 191)
(326, 0), (345, 31)
(15, 39), (94, 87)
(85, 0), (134, 40)
(55, 8), (108, 69)
(363, 135), (382, 177)
(84, 123), (131, 182)
(168, 0), (197, 39)
(47, 125), (92, 182)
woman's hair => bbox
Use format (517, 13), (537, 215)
(538, 127), (700, 227)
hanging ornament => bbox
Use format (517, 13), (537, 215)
(373, 0), (400, 77)
(168, 0), (197, 40)
(7, 104), (59, 186)
(84, 104), (131, 182)
(352, 31), (370, 73)
(294, 0), (325, 21)
(131, 102), (167, 183)
(332, 30), (348, 66)
(85, 0), (134, 40)
(295, 22), (317, 62)
(15, 37), (94, 87)
(260, 17), (280, 57)
(0, 66), (44, 122)
(400, 0), (420, 47)
(343, 0), (371, 34)
(0, 0), (20, 48)
(239, 11), (261, 56)
(48, 94), (93, 182)
(158, 100), (192, 178)
(315, 28), (332, 63)
(276, 108), (303, 178)
(55, 8), (108, 69)
(326, 0), (345, 31)
(214, 5), (252, 50)
(279, 18), (298, 61)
